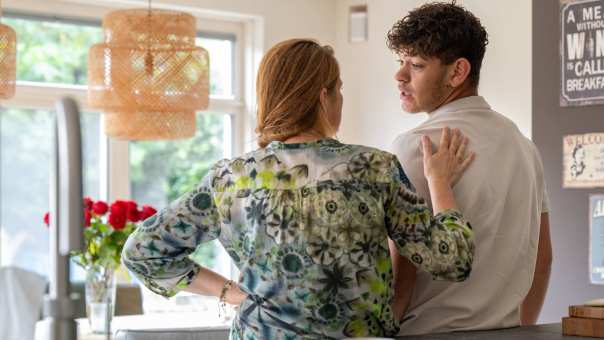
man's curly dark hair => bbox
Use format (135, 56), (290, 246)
(387, 1), (489, 87)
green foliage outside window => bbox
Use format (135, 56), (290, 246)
(130, 113), (226, 268)
(5, 16), (101, 85)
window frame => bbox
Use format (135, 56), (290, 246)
(0, 2), (260, 282)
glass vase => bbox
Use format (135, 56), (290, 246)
(85, 265), (116, 334)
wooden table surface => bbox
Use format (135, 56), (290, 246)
(398, 323), (594, 339)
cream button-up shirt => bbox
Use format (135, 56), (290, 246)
(392, 96), (549, 335)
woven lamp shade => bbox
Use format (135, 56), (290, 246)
(0, 22), (16, 100)
(88, 9), (209, 140)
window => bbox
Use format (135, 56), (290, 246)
(0, 8), (244, 317)
(198, 36), (235, 99)
(0, 108), (100, 275)
(130, 35), (237, 272)
(0, 15), (102, 277)
(130, 112), (230, 268)
(129, 35), (239, 314)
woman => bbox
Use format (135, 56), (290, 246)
(122, 39), (475, 339)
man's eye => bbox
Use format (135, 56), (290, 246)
(411, 63), (424, 69)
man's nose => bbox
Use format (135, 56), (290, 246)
(395, 65), (409, 82)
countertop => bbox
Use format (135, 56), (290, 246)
(398, 323), (590, 339)
(77, 319), (596, 340)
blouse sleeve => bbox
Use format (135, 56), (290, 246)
(121, 172), (222, 297)
(385, 155), (475, 282)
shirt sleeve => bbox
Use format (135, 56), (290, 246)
(391, 133), (432, 209)
(385, 155), (475, 282)
(121, 172), (222, 298)
(530, 140), (550, 214)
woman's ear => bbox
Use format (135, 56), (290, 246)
(319, 87), (329, 113)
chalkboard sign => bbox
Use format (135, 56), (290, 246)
(561, 0), (604, 106)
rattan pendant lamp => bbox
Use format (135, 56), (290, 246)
(88, 1), (210, 140)
(0, 0), (16, 100)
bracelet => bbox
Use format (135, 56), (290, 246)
(218, 280), (234, 318)
(219, 280), (234, 303)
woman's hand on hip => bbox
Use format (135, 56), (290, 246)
(225, 284), (248, 305)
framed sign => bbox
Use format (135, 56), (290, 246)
(560, 0), (604, 106)
(590, 195), (604, 284)
(563, 133), (604, 188)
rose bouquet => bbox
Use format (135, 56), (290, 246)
(44, 197), (157, 332)
(44, 197), (157, 271)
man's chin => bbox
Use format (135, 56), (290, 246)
(400, 104), (422, 114)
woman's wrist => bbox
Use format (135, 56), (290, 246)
(427, 176), (450, 189)
(427, 177), (457, 213)
(223, 281), (246, 305)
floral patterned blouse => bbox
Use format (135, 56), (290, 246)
(122, 138), (474, 339)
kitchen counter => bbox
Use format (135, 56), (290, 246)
(77, 319), (593, 339)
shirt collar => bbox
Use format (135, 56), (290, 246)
(428, 96), (490, 117)
(266, 138), (342, 150)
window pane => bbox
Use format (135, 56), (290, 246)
(5, 16), (102, 85)
(130, 112), (231, 313)
(130, 112), (227, 208)
(197, 37), (234, 98)
(0, 108), (100, 277)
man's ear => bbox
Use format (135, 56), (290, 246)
(448, 58), (472, 88)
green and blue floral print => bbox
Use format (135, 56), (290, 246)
(122, 138), (474, 339)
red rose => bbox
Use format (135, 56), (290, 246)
(139, 205), (157, 220)
(84, 209), (92, 227)
(44, 212), (50, 227)
(109, 200), (128, 230)
(110, 200), (128, 215)
(92, 201), (108, 215)
(109, 211), (127, 230)
(125, 201), (140, 222)
(83, 197), (93, 210)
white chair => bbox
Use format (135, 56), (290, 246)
(0, 266), (47, 340)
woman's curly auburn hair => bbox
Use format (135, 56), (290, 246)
(387, 1), (489, 87)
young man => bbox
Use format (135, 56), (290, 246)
(387, 2), (552, 335)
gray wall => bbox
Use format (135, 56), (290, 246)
(533, 0), (604, 323)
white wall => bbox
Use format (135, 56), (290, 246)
(135, 0), (338, 50)
(335, 0), (532, 151)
